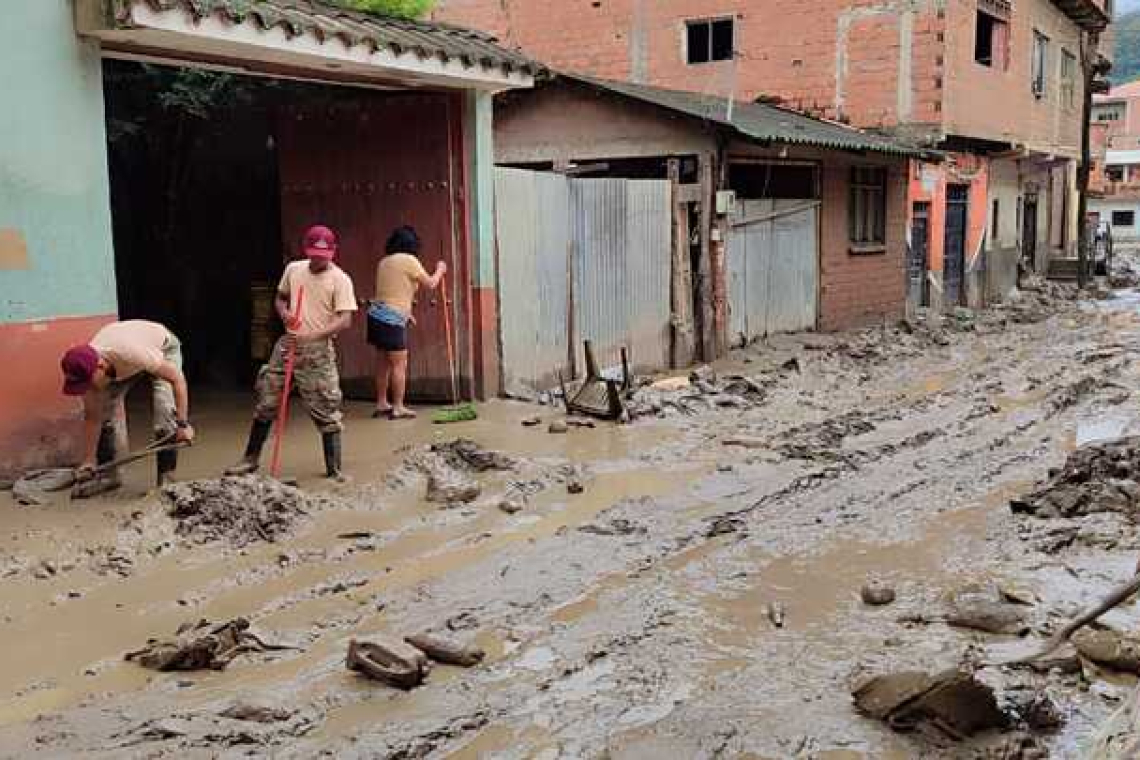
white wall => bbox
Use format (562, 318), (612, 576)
(1091, 198), (1140, 240)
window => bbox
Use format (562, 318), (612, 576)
(1112, 210), (1135, 227)
(1108, 165), (1125, 182)
(974, 11), (1009, 68)
(849, 167), (887, 248)
(1061, 50), (1077, 109)
(1032, 31), (1048, 98)
(686, 18), (734, 65)
(1095, 105), (1124, 121)
(992, 199), (1000, 241)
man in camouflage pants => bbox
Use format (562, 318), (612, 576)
(227, 225), (357, 480)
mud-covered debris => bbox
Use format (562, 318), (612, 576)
(548, 420), (569, 434)
(347, 636), (430, 689)
(722, 436), (766, 449)
(1003, 688), (1064, 731)
(861, 581), (897, 606)
(1073, 629), (1140, 674)
(125, 618), (294, 671)
(976, 732), (1049, 759)
(766, 601), (786, 628)
(706, 516), (744, 537)
(567, 478), (585, 495)
(498, 495), (524, 514)
(218, 702), (294, 723)
(852, 668), (1008, 737)
(426, 467), (481, 505)
(446, 611), (479, 631)
(578, 518), (644, 537)
(405, 632), (485, 667)
(1011, 437), (1140, 520)
(1045, 376), (1099, 413)
(521, 416), (542, 427)
(430, 439), (515, 472)
(163, 476), (315, 546)
(947, 588), (1031, 635)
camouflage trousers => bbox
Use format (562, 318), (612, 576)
(253, 337), (344, 433)
(97, 333), (181, 463)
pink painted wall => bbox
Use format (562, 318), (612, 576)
(0, 314), (115, 479)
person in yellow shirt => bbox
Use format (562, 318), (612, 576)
(366, 226), (446, 419)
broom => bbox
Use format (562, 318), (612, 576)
(432, 274), (477, 424)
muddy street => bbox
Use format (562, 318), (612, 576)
(5, 275), (1140, 758)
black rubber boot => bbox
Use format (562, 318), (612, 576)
(155, 447), (178, 487)
(225, 419), (272, 476)
(322, 431), (346, 482)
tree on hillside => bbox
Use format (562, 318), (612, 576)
(1113, 9), (1140, 84)
(332, 0), (435, 19)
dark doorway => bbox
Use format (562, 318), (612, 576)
(909, 202), (930, 307)
(943, 185), (969, 306)
(1022, 194), (1038, 270)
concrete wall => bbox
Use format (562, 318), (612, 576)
(986, 158), (1022, 301)
(942, 0), (1083, 158)
(0, 0), (117, 477)
(1091, 198), (1140, 240)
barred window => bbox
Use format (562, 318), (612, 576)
(849, 167), (887, 247)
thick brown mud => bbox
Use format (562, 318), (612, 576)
(5, 269), (1140, 757)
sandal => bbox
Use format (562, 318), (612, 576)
(371, 407), (392, 419)
(389, 409), (417, 420)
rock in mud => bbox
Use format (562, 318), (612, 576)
(219, 702), (294, 723)
(498, 495), (524, 514)
(163, 476), (315, 546)
(548, 420), (569, 434)
(861, 581), (897, 606)
(766, 601), (786, 628)
(852, 668), (1008, 737)
(405, 632), (485, 667)
(1073, 628), (1140, 674)
(431, 438), (515, 472)
(125, 618), (271, 671)
(426, 469), (481, 505)
(1011, 437), (1140, 521)
(521, 416), (542, 427)
(946, 589), (1031, 635)
(566, 478), (585, 495)
(347, 636), (430, 689)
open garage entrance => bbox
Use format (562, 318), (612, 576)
(103, 60), (470, 401)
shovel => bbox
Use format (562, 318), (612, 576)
(431, 274), (477, 424)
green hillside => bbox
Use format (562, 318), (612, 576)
(1114, 9), (1140, 84)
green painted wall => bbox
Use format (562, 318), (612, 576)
(465, 91), (496, 288)
(0, 0), (116, 323)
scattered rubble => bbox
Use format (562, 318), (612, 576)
(852, 668), (1008, 737)
(430, 439), (515, 472)
(125, 618), (295, 671)
(404, 632), (485, 667)
(163, 476), (316, 546)
(346, 636), (430, 689)
(1011, 437), (1140, 520)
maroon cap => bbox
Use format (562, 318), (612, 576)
(61, 344), (99, 396)
(303, 225), (337, 259)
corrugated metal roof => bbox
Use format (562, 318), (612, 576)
(563, 74), (927, 158)
(114, 0), (541, 76)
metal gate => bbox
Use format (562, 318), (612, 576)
(908, 202), (930, 309)
(944, 185), (969, 307)
(727, 199), (819, 345)
(276, 94), (466, 400)
(495, 168), (671, 397)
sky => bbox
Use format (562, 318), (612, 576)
(1119, 0), (1140, 15)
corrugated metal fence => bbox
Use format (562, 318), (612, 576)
(727, 199), (819, 345)
(496, 168), (671, 397)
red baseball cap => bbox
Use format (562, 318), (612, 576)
(303, 225), (338, 259)
(61, 344), (99, 396)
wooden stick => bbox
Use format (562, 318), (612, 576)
(270, 286), (304, 478)
(440, 274), (459, 405)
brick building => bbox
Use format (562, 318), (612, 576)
(1093, 79), (1140, 150)
(434, 0), (1109, 306)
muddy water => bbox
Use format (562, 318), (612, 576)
(7, 279), (1140, 757)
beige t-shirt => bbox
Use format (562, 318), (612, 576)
(374, 253), (430, 316)
(91, 320), (171, 381)
(278, 260), (358, 339)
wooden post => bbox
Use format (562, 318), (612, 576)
(697, 155), (716, 361)
(667, 159), (696, 368)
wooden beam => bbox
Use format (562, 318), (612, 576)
(668, 159), (696, 368)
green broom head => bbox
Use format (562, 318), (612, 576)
(432, 403), (478, 424)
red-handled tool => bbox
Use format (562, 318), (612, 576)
(269, 286), (304, 477)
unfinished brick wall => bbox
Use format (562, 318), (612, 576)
(433, 0), (945, 130)
(818, 160), (908, 330)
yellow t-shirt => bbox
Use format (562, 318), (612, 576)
(91, 320), (171, 380)
(277, 261), (358, 339)
(374, 253), (430, 317)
